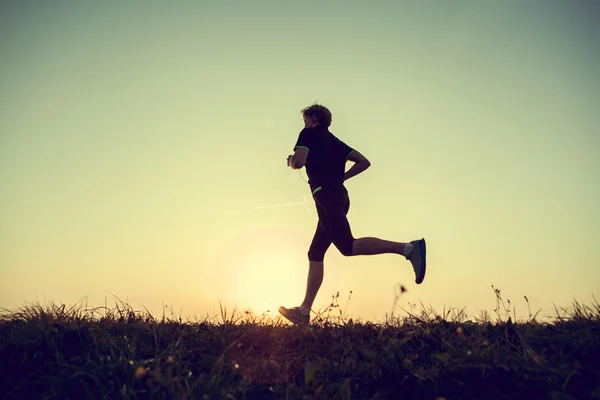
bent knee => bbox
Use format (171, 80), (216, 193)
(307, 249), (325, 262)
(308, 253), (324, 262)
(336, 238), (355, 257)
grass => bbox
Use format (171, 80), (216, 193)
(1, 287), (599, 400)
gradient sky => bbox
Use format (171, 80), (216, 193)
(1, 1), (599, 323)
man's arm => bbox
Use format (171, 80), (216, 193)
(344, 149), (371, 181)
(288, 147), (309, 170)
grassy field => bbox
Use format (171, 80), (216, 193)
(1, 287), (599, 400)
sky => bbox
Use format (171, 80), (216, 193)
(1, 0), (599, 323)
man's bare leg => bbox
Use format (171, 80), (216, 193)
(352, 237), (411, 256)
(300, 261), (324, 312)
(352, 237), (427, 284)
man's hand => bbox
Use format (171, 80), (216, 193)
(344, 150), (371, 181)
(287, 155), (293, 167)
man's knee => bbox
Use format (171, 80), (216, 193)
(307, 249), (325, 262)
(336, 238), (355, 257)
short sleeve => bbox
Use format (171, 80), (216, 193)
(337, 138), (354, 158)
(293, 128), (313, 151)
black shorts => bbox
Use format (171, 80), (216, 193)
(308, 183), (355, 261)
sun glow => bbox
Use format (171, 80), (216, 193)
(218, 227), (310, 317)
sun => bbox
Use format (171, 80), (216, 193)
(218, 226), (310, 317)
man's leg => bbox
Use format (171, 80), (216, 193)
(300, 260), (324, 311)
(350, 237), (426, 284)
(300, 222), (331, 312)
(318, 205), (412, 258)
(317, 188), (426, 284)
(278, 220), (331, 325)
(352, 237), (411, 256)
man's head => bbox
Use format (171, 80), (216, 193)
(301, 104), (332, 128)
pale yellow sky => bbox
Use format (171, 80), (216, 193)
(1, 1), (598, 322)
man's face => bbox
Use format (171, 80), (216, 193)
(303, 114), (318, 128)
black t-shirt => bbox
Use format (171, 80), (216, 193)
(294, 126), (354, 190)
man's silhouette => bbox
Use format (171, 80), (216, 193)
(279, 104), (426, 325)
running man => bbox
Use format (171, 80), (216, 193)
(278, 104), (426, 325)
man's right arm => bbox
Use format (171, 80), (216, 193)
(288, 128), (312, 169)
(344, 149), (371, 181)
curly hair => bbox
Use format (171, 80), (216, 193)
(301, 104), (332, 127)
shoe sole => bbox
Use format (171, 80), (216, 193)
(416, 238), (426, 284)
